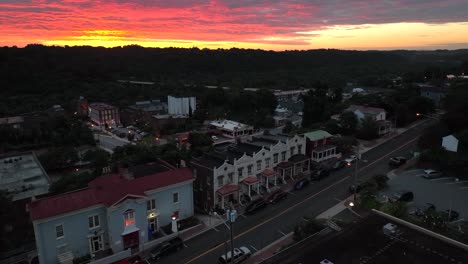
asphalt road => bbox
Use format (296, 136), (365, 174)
(150, 120), (435, 264)
(94, 134), (129, 151)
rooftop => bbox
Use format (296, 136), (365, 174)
(0, 116), (24, 125)
(89, 102), (118, 111)
(284, 213), (468, 264)
(209, 119), (253, 131)
(128, 100), (167, 113)
(0, 152), (50, 201)
(304, 130), (333, 141)
(346, 105), (386, 115)
(29, 167), (193, 221)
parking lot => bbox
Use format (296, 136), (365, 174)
(385, 169), (468, 220)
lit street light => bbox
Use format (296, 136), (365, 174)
(416, 113), (440, 121)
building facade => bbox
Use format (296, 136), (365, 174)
(167, 96), (196, 116)
(29, 167), (194, 264)
(345, 105), (393, 136)
(88, 103), (121, 127)
(208, 119), (255, 138)
(304, 130), (338, 163)
(191, 134), (308, 212)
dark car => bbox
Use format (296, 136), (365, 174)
(331, 160), (347, 170)
(294, 178), (310, 190)
(311, 169), (330, 180)
(267, 190), (288, 204)
(390, 191), (414, 202)
(150, 237), (184, 260)
(245, 198), (267, 214)
(388, 157), (407, 167)
(442, 210), (460, 222)
(349, 184), (362, 194)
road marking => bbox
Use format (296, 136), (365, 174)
(185, 136), (419, 263)
(278, 230), (286, 236)
(212, 226), (219, 232)
(302, 217), (310, 221)
(239, 214), (247, 219)
(430, 177), (452, 181)
(333, 197), (342, 202)
(287, 191), (296, 196)
(250, 245), (258, 252)
(184, 243), (189, 248)
(446, 180), (468, 185)
(144, 259), (151, 264)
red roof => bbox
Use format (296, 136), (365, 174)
(29, 168), (194, 221)
(216, 184), (240, 196)
(276, 161), (292, 168)
(261, 169), (277, 177)
(242, 176), (259, 184)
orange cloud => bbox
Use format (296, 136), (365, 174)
(1, 0), (467, 50)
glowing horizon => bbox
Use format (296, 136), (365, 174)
(1, 1), (468, 51)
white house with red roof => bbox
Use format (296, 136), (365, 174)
(29, 166), (194, 264)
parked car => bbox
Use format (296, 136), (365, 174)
(330, 160), (347, 170)
(441, 210), (460, 222)
(390, 191), (414, 202)
(294, 178), (310, 190)
(422, 169), (442, 179)
(218, 246), (251, 264)
(345, 155), (357, 164)
(267, 190), (288, 204)
(311, 169), (330, 180)
(150, 237), (184, 260)
(211, 135), (219, 140)
(245, 198), (267, 214)
(388, 157), (407, 167)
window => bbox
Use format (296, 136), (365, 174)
(265, 158), (271, 168)
(56, 224), (64, 239)
(281, 151), (286, 161)
(238, 167), (244, 177)
(256, 160), (262, 171)
(124, 210), (135, 226)
(290, 146), (296, 156)
(247, 165), (253, 174)
(147, 199), (156, 211)
(218, 176), (224, 187)
(228, 173), (234, 183)
(88, 215), (100, 229)
(273, 153), (279, 163)
(298, 145), (303, 153)
(173, 192), (179, 203)
(89, 235), (103, 253)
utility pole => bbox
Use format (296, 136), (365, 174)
(226, 208), (237, 263)
(353, 143), (360, 202)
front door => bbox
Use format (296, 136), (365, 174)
(89, 234), (103, 253)
(122, 231), (139, 250)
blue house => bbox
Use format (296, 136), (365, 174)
(29, 165), (194, 264)
(419, 84), (447, 108)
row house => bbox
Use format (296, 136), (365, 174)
(29, 166), (194, 264)
(190, 134), (309, 212)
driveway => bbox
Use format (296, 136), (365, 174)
(386, 169), (468, 219)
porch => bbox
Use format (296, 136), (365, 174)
(311, 145), (338, 162)
(216, 184), (240, 209)
(260, 169), (279, 193)
(276, 161), (294, 182)
(288, 154), (311, 176)
(241, 176), (260, 199)
(377, 120), (393, 135)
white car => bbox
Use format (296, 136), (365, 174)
(211, 135), (219, 140)
(218, 247), (251, 264)
(345, 155), (357, 164)
(422, 169), (442, 179)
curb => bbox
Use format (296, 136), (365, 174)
(184, 220), (227, 242)
(251, 232), (293, 258)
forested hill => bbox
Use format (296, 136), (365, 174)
(1, 45), (467, 115)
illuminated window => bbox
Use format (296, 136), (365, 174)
(124, 210), (135, 226)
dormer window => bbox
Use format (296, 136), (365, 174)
(124, 209), (135, 226)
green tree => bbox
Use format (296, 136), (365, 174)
(356, 116), (379, 140)
(339, 111), (358, 135)
(380, 201), (408, 218)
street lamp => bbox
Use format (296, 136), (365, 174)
(416, 113), (440, 121)
(347, 144), (360, 202)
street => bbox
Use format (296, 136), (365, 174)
(94, 134), (129, 152)
(151, 120), (434, 264)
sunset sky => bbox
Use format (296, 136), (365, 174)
(1, 0), (468, 50)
